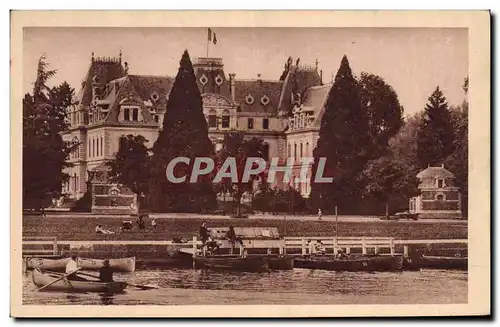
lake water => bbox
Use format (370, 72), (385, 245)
(22, 268), (467, 305)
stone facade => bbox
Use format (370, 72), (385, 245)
(61, 53), (332, 213)
(409, 165), (462, 219)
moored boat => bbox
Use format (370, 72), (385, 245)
(420, 255), (467, 270)
(32, 269), (127, 293)
(266, 255), (294, 270)
(294, 255), (404, 272)
(193, 255), (269, 272)
(26, 256), (136, 272)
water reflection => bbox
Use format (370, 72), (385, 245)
(99, 293), (114, 305)
(22, 268), (468, 305)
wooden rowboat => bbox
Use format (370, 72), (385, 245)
(193, 255), (270, 272)
(294, 255), (404, 272)
(26, 257), (136, 272)
(420, 255), (468, 270)
(32, 269), (127, 293)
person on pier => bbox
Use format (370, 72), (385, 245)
(227, 225), (245, 256)
(199, 221), (210, 255)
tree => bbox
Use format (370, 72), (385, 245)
(216, 132), (268, 217)
(23, 55), (77, 210)
(310, 55), (370, 212)
(362, 152), (419, 216)
(444, 77), (469, 217)
(358, 72), (404, 159)
(149, 50), (215, 212)
(416, 86), (455, 168)
(108, 134), (151, 199)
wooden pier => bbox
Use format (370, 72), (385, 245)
(21, 236), (468, 259)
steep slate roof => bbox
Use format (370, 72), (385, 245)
(277, 65), (322, 115)
(127, 75), (175, 112)
(75, 59), (125, 107)
(101, 76), (157, 126)
(234, 79), (283, 114)
(301, 83), (332, 128)
(416, 166), (455, 179)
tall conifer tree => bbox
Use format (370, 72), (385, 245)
(310, 55), (370, 212)
(149, 50), (215, 212)
(416, 86), (455, 167)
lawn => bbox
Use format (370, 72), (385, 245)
(23, 215), (467, 241)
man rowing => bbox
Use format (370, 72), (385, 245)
(65, 255), (87, 281)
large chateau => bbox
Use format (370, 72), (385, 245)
(62, 52), (332, 203)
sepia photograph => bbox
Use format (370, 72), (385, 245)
(10, 10), (490, 317)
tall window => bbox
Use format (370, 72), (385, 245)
(221, 110), (230, 128)
(437, 179), (444, 188)
(247, 118), (254, 129)
(100, 136), (103, 157)
(263, 143), (270, 161)
(73, 173), (77, 192)
(294, 143), (297, 158)
(208, 110), (217, 128)
(288, 144), (291, 158)
(123, 108), (130, 121)
(92, 138), (95, 158)
(132, 108), (139, 121)
(306, 142), (309, 157)
(88, 139), (91, 158)
(263, 118), (269, 130)
(300, 143), (303, 158)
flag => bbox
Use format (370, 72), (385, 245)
(208, 28), (217, 45)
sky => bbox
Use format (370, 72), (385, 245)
(23, 27), (468, 116)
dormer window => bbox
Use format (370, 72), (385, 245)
(291, 92), (301, 105)
(200, 74), (208, 85)
(215, 75), (223, 86)
(245, 94), (254, 105)
(122, 106), (140, 122)
(437, 179), (444, 188)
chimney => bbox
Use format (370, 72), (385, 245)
(257, 73), (262, 81)
(229, 73), (236, 101)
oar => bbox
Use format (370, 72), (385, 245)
(126, 282), (159, 290)
(72, 270), (159, 290)
(36, 267), (82, 292)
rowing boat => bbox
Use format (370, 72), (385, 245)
(193, 255), (270, 272)
(32, 269), (127, 293)
(294, 255), (404, 272)
(25, 256), (136, 272)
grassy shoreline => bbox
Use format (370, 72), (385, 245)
(23, 215), (467, 241)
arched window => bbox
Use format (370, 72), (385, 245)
(306, 142), (309, 157)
